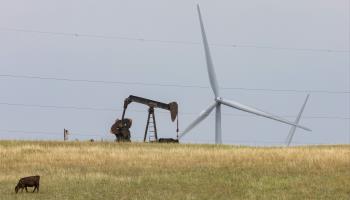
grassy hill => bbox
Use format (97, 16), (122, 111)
(0, 141), (349, 200)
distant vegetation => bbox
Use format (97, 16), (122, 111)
(0, 141), (349, 199)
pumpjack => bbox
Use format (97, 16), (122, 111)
(110, 95), (178, 142)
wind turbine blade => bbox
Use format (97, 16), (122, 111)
(179, 101), (217, 139)
(286, 94), (310, 146)
(217, 98), (312, 131)
(197, 4), (220, 98)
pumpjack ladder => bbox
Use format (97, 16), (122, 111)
(144, 107), (158, 142)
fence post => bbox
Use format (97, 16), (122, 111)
(64, 129), (69, 141)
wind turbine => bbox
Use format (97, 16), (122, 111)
(179, 4), (311, 144)
(285, 94), (310, 146)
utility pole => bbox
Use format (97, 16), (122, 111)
(64, 129), (69, 141)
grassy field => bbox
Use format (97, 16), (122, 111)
(0, 141), (349, 200)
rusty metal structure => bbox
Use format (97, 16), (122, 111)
(110, 118), (132, 142)
(110, 95), (178, 142)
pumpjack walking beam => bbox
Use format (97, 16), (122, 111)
(122, 95), (177, 120)
(120, 95), (178, 142)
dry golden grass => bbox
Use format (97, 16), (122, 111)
(0, 141), (349, 199)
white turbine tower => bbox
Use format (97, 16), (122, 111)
(285, 94), (310, 146)
(179, 5), (311, 144)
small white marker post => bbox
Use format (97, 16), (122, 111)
(64, 129), (69, 141)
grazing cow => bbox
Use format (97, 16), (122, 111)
(15, 175), (40, 193)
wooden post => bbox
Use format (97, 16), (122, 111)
(64, 129), (69, 141)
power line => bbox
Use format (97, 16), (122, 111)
(0, 28), (348, 53)
(0, 74), (349, 94)
(0, 129), (104, 137)
(0, 102), (120, 112)
(0, 102), (348, 120)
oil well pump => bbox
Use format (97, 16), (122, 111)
(110, 95), (178, 142)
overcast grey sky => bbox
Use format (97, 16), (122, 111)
(0, 0), (349, 145)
